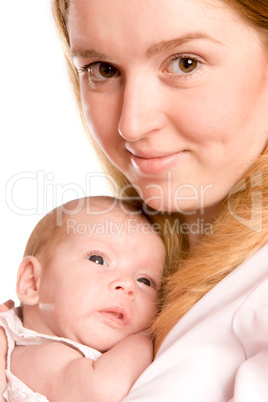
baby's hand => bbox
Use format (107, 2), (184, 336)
(0, 300), (14, 313)
(0, 327), (8, 401)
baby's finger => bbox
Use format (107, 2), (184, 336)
(0, 300), (14, 312)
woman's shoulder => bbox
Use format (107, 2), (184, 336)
(233, 273), (268, 354)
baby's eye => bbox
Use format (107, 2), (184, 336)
(137, 277), (152, 287)
(88, 255), (108, 266)
(166, 56), (200, 75)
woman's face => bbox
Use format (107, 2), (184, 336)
(69, 0), (268, 214)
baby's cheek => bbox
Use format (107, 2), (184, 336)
(145, 298), (158, 322)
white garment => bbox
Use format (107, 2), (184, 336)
(0, 309), (101, 401)
(124, 243), (268, 402)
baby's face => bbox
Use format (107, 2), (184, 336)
(37, 206), (165, 351)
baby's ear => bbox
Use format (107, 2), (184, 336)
(16, 256), (42, 305)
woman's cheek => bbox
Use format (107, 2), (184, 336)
(81, 87), (121, 145)
(175, 86), (232, 145)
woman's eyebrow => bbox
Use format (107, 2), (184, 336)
(71, 32), (223, 60)
(71, 49), (108, 60)
(146, 32), (223, 57)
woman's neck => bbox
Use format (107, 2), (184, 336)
(181, 203), (220, 249)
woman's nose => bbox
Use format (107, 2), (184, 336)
(118, 74), (166, 142)
(110, 276), (137, 300)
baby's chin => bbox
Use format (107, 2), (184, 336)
(85, 336), (126, 353)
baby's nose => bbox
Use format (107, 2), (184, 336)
(110, 277), (136, 300)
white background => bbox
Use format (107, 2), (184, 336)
(0, 2), (111, 303)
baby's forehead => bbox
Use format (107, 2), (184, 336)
(59, 201), (163, 245)
(57, 197), (161, 242)
(66, 203), (148, 226)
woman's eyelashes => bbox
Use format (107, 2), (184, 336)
(78, 52), (203, 87)
(163, 53), (203, 80)
(79, 62), (120, 86)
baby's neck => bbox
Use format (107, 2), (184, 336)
(22, 304), (54, 336)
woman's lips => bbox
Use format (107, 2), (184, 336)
(129, 151), (186, 175)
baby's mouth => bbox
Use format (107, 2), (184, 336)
(107, 311), (123, 319)
(99, 307), (130, 326)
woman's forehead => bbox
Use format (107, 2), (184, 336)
(67, 0), (252, 54)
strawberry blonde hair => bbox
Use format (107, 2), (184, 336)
(51, 0), (268, 352)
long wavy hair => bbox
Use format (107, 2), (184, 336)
(52, 0), (268, 353)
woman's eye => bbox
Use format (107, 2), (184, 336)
(137, 277), (152, 287)
(88, 62), (119, 80)
(88, 255), (108, 266)
(166, 56), (199, 75)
